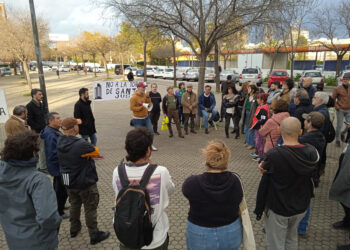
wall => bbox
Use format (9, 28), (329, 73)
(262, 53), (288, 70)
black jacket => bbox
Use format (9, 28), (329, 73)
(74, 99), (96, 136)
(127, 72), (134, 81)
(26, 100), (46, 133)
(293, 99), (314, 129)
(57, 135), (98, 189)
(162, 95), (179, 115)
(221, 81), (236, 95)
(314, 104), (330, 138)
(149, 92), (162, 113)
(255, 144), (318, 217)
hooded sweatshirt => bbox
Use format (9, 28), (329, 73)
(0, 158), (62, 250)
(57, 135), (98, 189)
(182, 172), (243, 227)
(255, 144), (319, 217)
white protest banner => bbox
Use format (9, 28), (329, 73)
(0, 89), (10, 123)
(93, 81), (143, 101)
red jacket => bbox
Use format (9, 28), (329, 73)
(251, 104), (269, 130)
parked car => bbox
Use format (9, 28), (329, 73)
(268, 70), (289, 87)
(220, 69), (238, 83)
(59, 66), (70, 72)
(0, 67), (12, 76)
(42, 66), (51, 72)
(136, 68), (144, 76)
(205, 68), (215, 82)
(114, 64), (131, 75)
(51, 65), (59, 71)
(153, 67), (166, 78)
(124, 67), (138, 75)
(96, 66), (106, 73)
(163, 68), (174, 79)
(337, 70), (350, 86)
(146, 66), (156, 77)
(239, 67), (262, 86)
(300, 70), (324, 91)
(184, 68), (199, 81)
(176, 68), (187, 80)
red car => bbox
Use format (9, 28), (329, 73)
(268, 70), (289, 87)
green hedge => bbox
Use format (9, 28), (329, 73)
(325, 76), (337, 86)
(294, 73), (301, 82)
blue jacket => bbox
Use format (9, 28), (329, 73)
(0, 158), (61, 250)
(198, 92), (216, 116)
(314, 104), (330, 137)
(302, 84), (316, 101)
(40, 126), (62, 177)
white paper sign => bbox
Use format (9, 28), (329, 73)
(93, 81), (143, 101)
(0, 89), (9, 123)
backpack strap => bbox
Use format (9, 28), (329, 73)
(139, 164), (158, 188)
(118, 159), (130, 188)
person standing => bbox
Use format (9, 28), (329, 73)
(182, 84), (198, 135)
(0, 131), (62, 250)
(220, 75), (236, 122)
(292, 89), (313, 130)
(242, 84), (258, 149)
(163, 86), (184, 138)
(254, 117), (319, 250)
(222, 87), (240, 138)
(56, 68), (60, 79)
(74, 88), (103, 157)
(297, 112), (326, 236)
(267, 81), (281, 106)
(198, 85), (218, 134)
(127, 69), (134, 81)
(40, 112), (69, 219)
(57, 117), (110, 245)
(113, 127), (175, 250)
(271, 78), (294, 112)
(130, 82), (158, 151)
(332, 73), (350, 147)
(149, 83), (162, 135)
(183, 141), (243, 250)
(175, 82), (186, 125)
(300, 77), (316, 102)
(26, 88), (47, 173)
(4, 105), (28, 137)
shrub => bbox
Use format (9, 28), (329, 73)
(325, 76), (337, 86)
(263, 76), (269, 83)
(294, 73), (301, 82)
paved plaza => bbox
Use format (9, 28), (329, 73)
(0, 72), (349, 249)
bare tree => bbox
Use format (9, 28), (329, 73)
(0, 10), (48, 89)
(102, 0), (281, 96)
(312, 0), (350, 76)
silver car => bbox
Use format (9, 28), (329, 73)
(0, 67), (11, 76)
(301, 70), (324, 91)
(239, 67), (263, 86)
(204, 68), (215, 82)
(220, 69), (238, 83)
(184, 68), (199, 81)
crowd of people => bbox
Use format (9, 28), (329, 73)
(0, 73), (350, 250)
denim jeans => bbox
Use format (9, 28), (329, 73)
(201, 108), (218, 129)
(244, 111), (255, 146)
(298, 205), (310, 235)
(186, 219), (242, 250)
(132, 116), (154, 134)
(82, 133), (97, 146)
(336, 109), (350, 141)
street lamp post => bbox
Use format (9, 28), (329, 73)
(29, 0), (49, 115)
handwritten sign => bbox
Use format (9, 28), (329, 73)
(93, 81), (143, 101)
(0, 89), (9, 123)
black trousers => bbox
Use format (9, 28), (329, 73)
(178, 106), (185, 125)
(342, 203), (350, 226)
(184, 113), (196, 132)
(225, 113), (233, 136)
(149, 111), (160, 133)
(233, 114), (241, 137)
(53, 176), (68, 215)
(220, 95), (225, 119)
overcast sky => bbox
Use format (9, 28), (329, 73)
(3, 0), (118, 37)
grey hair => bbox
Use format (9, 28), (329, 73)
(295, 89), (309, 100)
(48, 112), (59, 122)
(151, 83), (157, 87)
(13, 105), (27, 116)
(315, 91), (329, 104)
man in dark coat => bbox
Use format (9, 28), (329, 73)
(74, 88), (102, 157)
(293, 89), (314, 130)
(26, 88), (47, 173)
(127, 69), (134, 81)
(40, 112), (68, 219)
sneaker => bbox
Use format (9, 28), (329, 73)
(90, 231), (110, 245)
(151, 145), (158, 151)
(252, 156), (260, 161)
(179, 135), (185, 138)
(235, 135), (240, 139)
(190, 130), (197, 134)
(155, 132), (160, 135)
(250, 152), (258, 157)
(333, 220), (350, 230)
(205, 129), (209, 134)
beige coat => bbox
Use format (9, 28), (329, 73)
(182, 91), (198, 114)
(5, 116), (28, 137)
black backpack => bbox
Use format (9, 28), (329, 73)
(326, 120), (336, 143)
(114, 161), (157, 249)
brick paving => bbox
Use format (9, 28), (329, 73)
(0, 72), (349, 249)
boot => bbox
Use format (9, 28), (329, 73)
(90, 231), (110, 245)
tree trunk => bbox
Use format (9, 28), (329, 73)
(269, 53), (278, 75)
(172, 39), (177, 87)
(82, 55), (87, 76)
(20, 61), (25, 78)
(12, 60), (17, 75)
(22, 60), (32, 90)
(103, 56), (109, 78)
(122, 56), (125, 81)
(214, 42), (220, 92)
(223, 55), (227, 70)
(336, 54), (344, 76)
(75, 54), (80, 74)
(93, 55), (96, 77)
(195, 52), (207, 125)
(143, 40), (147, 82)
(290, 53), (295, 79)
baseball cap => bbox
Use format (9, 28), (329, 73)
(302, 112), (325, 129)
(61, 117), (82, 130)
(343, 73), (350, 79)
(137, 82), (147, 88)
